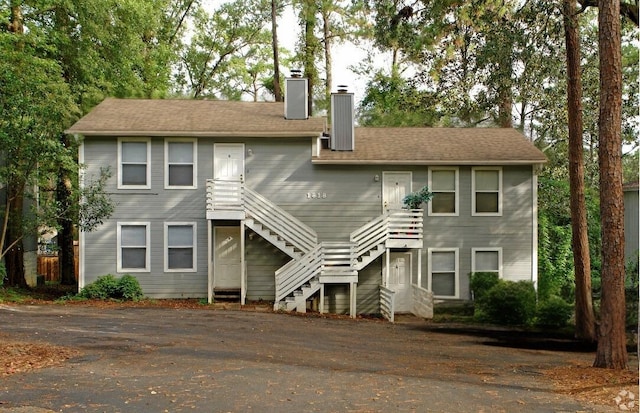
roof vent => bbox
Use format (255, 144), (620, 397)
(284, 70), (308, 120)
(337, 84), (349, 93)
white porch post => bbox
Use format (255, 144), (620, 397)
(319, 284), (325, 314)
(385, 249), (390, 287)
(350, 282), (357, 318)
(241, 221), (246, 305)
(207, 220), (213, 304)
(417, 249), (422, 288)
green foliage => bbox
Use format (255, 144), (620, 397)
(535, 296), (573, 328)
(476, 280), (537, 326)
(174, 0), (273, 99)
(358, 72), (443, 126)
(402, 186), (433, 209)
(625, 254), (639, 330)
(78, 274), (143, 301)
(469, 272), (500, 303)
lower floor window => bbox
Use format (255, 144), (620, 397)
(118, 223), (150, 272)
(428, 248), (459, 298)
(165, 223), (197, 271)
(472, 248), (502, 277)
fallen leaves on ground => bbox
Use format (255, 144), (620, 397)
(1, 339), (80, 376)
(544, 362), (639, 407)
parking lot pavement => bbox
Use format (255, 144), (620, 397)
(0, 305), (618, 412)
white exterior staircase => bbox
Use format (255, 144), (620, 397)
(206, 179), (423, 314)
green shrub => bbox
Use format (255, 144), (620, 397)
(625, 254), (639, 330)
(79, 274), (143, 301)
(535, 296), (573, 328)
(478, 280), (537, 326)
(117, 274), (144, 301)
(470, 272), (500, 303)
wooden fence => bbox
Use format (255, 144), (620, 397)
(37, 243), (79, 282)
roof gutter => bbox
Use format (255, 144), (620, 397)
(311, 159), (547, 166)
(64, 130), (324, 138)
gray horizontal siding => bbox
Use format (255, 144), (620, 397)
(82, 136), (537, 305)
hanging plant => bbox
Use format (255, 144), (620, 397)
(402, 186), (433, 209)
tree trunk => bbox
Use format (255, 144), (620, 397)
(57, 145), (76, 286)
(5, 183), (26, 287)
(563, 0), (596, 342)
(322, 9), (332, 113)
(594, 0), (627, 369)
(271, 0), (282, 102)
(302, 0), (317, 116)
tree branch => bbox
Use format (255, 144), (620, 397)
(577, 0), (639, 26)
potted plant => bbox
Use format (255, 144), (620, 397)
(402, 186), (433, 209)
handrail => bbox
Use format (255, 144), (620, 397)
(243, 186), (318, 253)
(206, 179), (243, 211)
(275, 244), (323, 301)
(206, 179), (318, 254)
(380, 285), (395, 322)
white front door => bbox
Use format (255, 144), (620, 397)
(214, 143), (244, 182)
(383, 172), (412, 211)
(214, 226), (241, 289)
(387, 252), (412, 312)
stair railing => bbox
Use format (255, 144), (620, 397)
(275, 243), (323, 302)
(243, 186), (318, 254)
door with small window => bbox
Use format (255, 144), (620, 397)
(214, 226), (241, 289)
(382, 172), (412, 211)
(387, 252), (412, 312)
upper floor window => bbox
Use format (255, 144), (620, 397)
(428, 248), (459, 299)
(118, 138), (151, 189)
(117, 222), (150, 272)
(472, 167), (502, 216)
(165, 138), (197, 189)
(428, 167), (459, 216)
(472, 248), (502, 278)
(165, 222), (197, 272)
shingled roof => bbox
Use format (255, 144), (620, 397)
(67, 98), (546, 165)
(314, 127), (547, 165)
(66, 98), (326, 137)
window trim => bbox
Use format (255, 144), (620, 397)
(471, 167), (503, 216)
(164, 138), (197, 189)
(428, 167), (459, 216)
(118, 137), (151, 189)
(471, 247), (503, 279)
(164, 222), (197, 272)
(427, 248), (459, 299)
(117, 222), (151, 273)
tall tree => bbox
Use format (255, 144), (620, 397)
(271, 0), (283, 102)
(594, 0), (627, 369)
(563, 0), (596, 342)
(176, 0), (272, 99)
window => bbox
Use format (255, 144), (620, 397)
(165, 223), (197, 272)
(165, 138), (197, 188)
(428, 248), (459, 298)
(428, 167), (458, 215)
(118, 138), (151, 189)
(472, 248), (502, 278)
(117, 223), (150, 272)
(472, 167), (502, 216)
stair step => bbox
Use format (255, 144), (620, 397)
(213, 288), (241, 301)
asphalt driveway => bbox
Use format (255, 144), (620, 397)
(0, 305), (621, 412)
